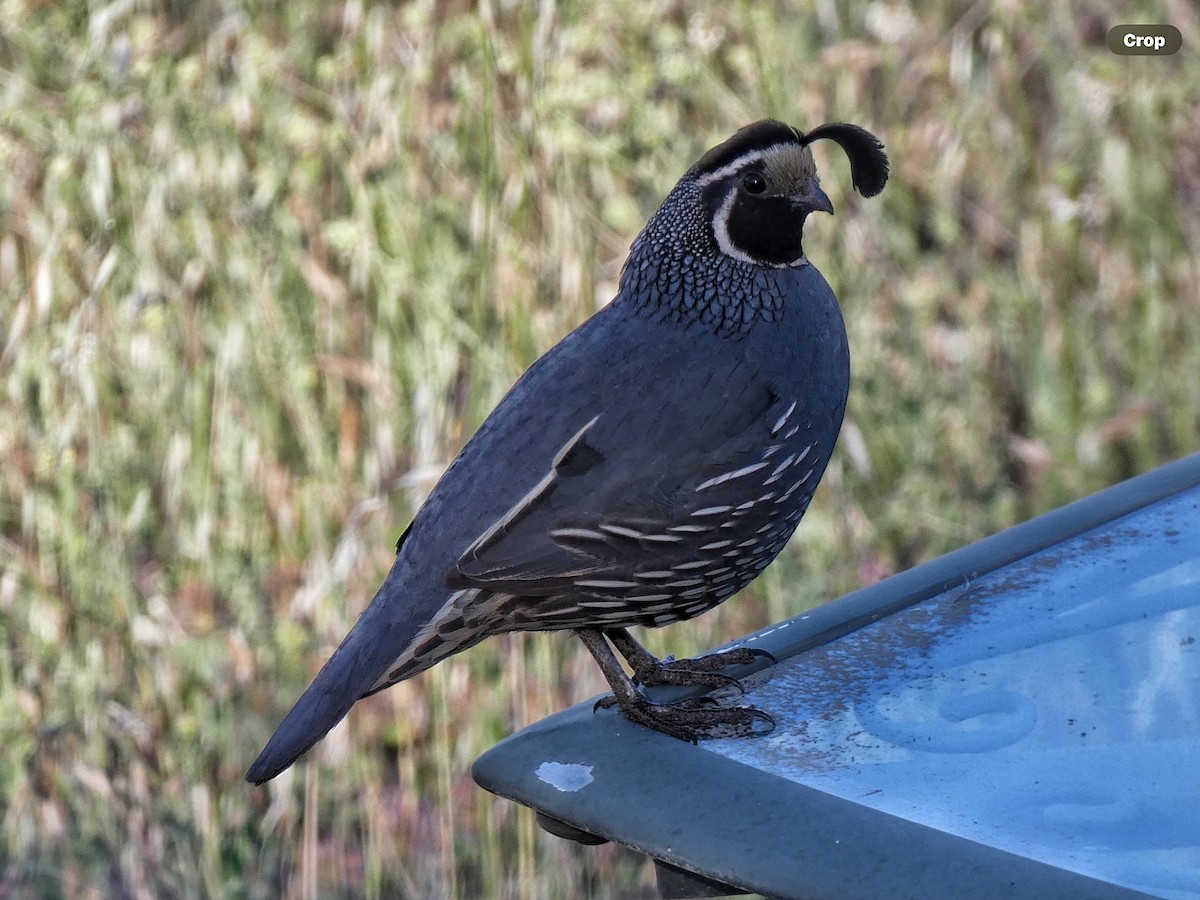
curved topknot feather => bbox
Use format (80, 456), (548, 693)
(801, 123), (890, 198)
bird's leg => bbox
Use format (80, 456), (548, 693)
(575, 628), (774, 743)
(605, 627), (775, 691)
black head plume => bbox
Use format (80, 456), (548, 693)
(801, 123), (889, 198)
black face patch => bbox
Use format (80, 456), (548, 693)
(724, 194), (805, 266)
(685, 120), (886, 269)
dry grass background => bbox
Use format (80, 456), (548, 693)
(1, 0), (1198, 896)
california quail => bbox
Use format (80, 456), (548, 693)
(247, 119), (888, 784)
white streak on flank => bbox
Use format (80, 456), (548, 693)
(635, 570), (675, 580)
(672, 560), (711, 571)
(576, 579), (638, 590)
(640, 600), (675, 614)
(771, 400), (798, 436)
(765, 443), (814, 485)
(599, 523), (645, 540)
(536, 761), (594, 793)
(695, 461), (770, 492)
(551, 527), (606, 542)
(693, 505), (734, 517)
(641, 533), (684, 544)
(669, 523), (712, 533)
(776, 469), (816, 503)
(764, 453), (796, 484)
(700, 540), (734, 551)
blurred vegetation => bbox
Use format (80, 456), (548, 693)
(1, 0), (1197, 896)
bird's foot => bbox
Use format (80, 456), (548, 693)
(576, 629), (775, 742)
(593, 693), (775, 743)
(629, 646), (776, 692)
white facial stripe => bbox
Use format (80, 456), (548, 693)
(696, 145), (790, 186)
(711, 189), (758, 265)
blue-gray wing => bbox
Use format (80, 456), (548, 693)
(446, 386), (828, 621)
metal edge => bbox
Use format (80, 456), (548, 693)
(473, 703), (1157, 899)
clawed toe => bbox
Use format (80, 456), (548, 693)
(632, 666), (745, 692)
(591, 692), (775, 742)
(737, 647), (777, 666)
(695, 646), (776, 668)
(629, 645), (774, 692)
(579, 630), (775, 745)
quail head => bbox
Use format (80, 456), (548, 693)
(247, 119), (888, 784)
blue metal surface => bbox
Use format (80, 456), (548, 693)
(705, 485), (1200, 898)
(474, 455), (1200, 898)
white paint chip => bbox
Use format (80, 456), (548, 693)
(535, 761), (594, 793)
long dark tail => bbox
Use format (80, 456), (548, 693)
(246, 564), (429, 785)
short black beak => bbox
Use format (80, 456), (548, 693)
(796, 182), (834, 216)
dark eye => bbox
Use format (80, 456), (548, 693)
(741, 171), (767, 195)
